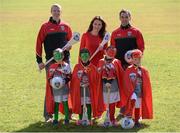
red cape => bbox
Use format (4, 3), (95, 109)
(123, 65), (153, 119)
(97, 59), (126, 108)
(45, 63), (72, 115)
(70, 63), (104, 117)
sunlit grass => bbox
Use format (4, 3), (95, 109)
(0, 0), (180, 131)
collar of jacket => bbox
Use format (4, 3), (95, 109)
(49, 17), (60, 24)
(120, 24), (131, 29)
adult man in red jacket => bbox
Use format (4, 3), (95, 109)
(111, 9), (145, 121)
(35, 4), (72, 122)
(111, 9), (144, 70)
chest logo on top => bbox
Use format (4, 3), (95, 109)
(117, 34), (121, 37)
(60, 26), (65, 31)
(129, 73), (136, 81)
(127, 31), (132, 37)
(50, 28), (55, 31)
(77, 70), (83, 79)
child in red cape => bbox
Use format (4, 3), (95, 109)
(97, 46), (126, 126)
(123, 49), (153, 127)
(70, 48), (103, 125)
(46, 48), (71, 125)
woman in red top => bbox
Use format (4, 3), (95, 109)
(79, 16), (107, 66)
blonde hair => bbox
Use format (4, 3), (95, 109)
(51, 4), (62, 12)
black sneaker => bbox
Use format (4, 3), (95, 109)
(116, 113), (124, 121)
(53, 120), (59, 126)
(64, 119), (69, 125)
(134, 122), (141, 128)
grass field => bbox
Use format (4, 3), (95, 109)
(0, 0), (180, 132)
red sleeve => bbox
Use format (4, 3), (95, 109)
(136, 30), (145, 53)
(110, 31), (116, 47)
(36, 24), (46, 63)
(98, 42), (108, 56)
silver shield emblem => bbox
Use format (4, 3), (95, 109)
(60, 26), (65, 31)
(127, 31), (132, 37)
(129, 73), (136, 81)
(77, 70), (83, 79)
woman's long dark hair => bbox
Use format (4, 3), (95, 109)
(87, 16), (107, 39)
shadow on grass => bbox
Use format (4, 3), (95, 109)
(16, 120), (150, 132)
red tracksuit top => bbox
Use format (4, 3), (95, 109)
(36, 17), (72, 63)
(110, 24), (144, 66)
(111, 24), (144, 52)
